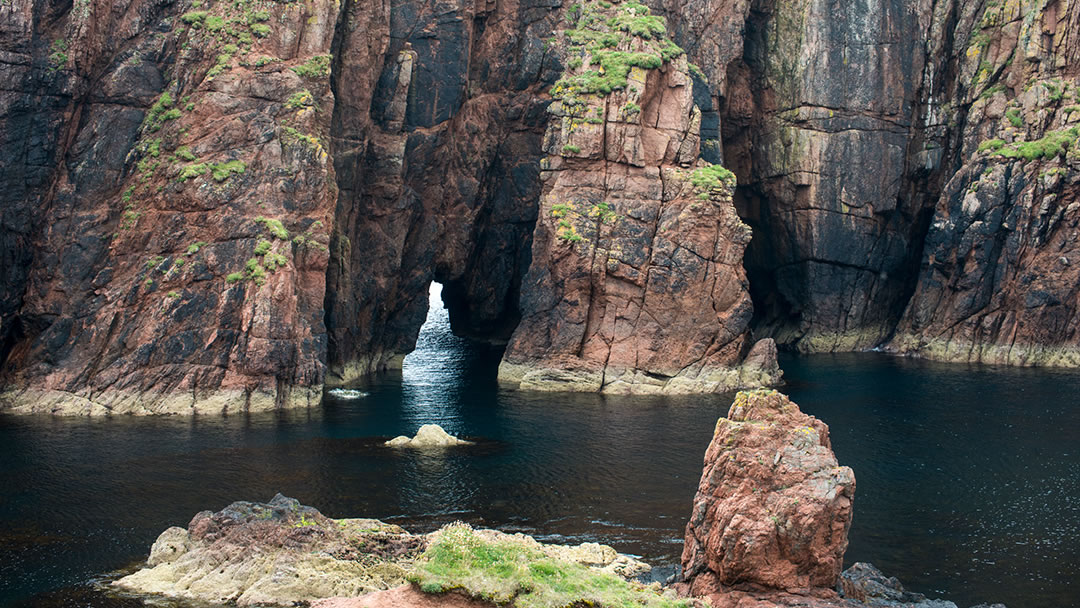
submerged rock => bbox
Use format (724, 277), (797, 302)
(385, 425), (472, 448)
(839, 562), (959, 608)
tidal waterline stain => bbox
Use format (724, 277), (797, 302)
(0, 285), (1077, 607)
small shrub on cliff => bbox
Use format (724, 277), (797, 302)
(286, 90), (315, 109)
(210, 160), (246, 182)
(1005, 108), (1023, 128)
(254, 239), (272, 256)
(609, 8), (667, 40)
(980, 127), (1080, 162)
(292, 55), (332, 78)
(48, 39), (68, 71)
(561, 144), (581, 155)
(175, 146), (197, 162)
(180, 11), (208, 25)
(251, 23), (271, 38)
(204, 15), (225, 32)
(144, 92), (181, 133)
(179, 163), (208, 181)
(410, 525), (688, 608)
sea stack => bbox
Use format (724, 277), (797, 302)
(681, 389), (856, 599)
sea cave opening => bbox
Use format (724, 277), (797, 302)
(399, 281), (505, 406)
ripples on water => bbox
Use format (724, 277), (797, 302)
(0, 283), (1077, 607)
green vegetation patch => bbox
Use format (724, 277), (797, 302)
(690, 164), (737, 191)
(550, 0), (684, 102)
(211, 160), (246, 182)
(1005, 108), (1023, 128)
(48, 39), (68, 71)
(144, 92), (182, 133)
(410, 524), (689, 608)
(979, 127), (1080, 161)
(292, 55), (332, 78)
(255, 216), (289, 240)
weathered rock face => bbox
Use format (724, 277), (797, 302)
(498, 0), (780, 394)
(322, 0), (559, 384)
(0, 0), (338, 414)
(681, 389), (855, 595)
(652, 0), (1079, 362)
(4, 0), (1080, 414)
(887, 1), (1080, 366)
(657, 0), (929, 353)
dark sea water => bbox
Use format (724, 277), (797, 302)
(1, 284), (1078, 608)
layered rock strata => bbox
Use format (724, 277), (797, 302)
(888, 1), (1080, 365)
(498, 0), (780, 394)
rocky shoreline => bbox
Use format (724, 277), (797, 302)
(111, 391), (1004, 608)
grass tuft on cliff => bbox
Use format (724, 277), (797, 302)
(409, 524), (688, 608)
(690, 164), (737, 191)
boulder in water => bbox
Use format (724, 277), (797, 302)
(385, 424), (472, 448)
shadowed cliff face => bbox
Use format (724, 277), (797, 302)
(655, 0), (1079, 361)
(323, 0), (560, 385)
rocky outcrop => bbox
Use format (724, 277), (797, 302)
(497, 0), (780, 394)
(385, 424), (472, 448)
(113, 494), (423, 605)
(115, 496), (650, 606)
(0, 0), (338, 414)
(681, 389), (855, 596)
